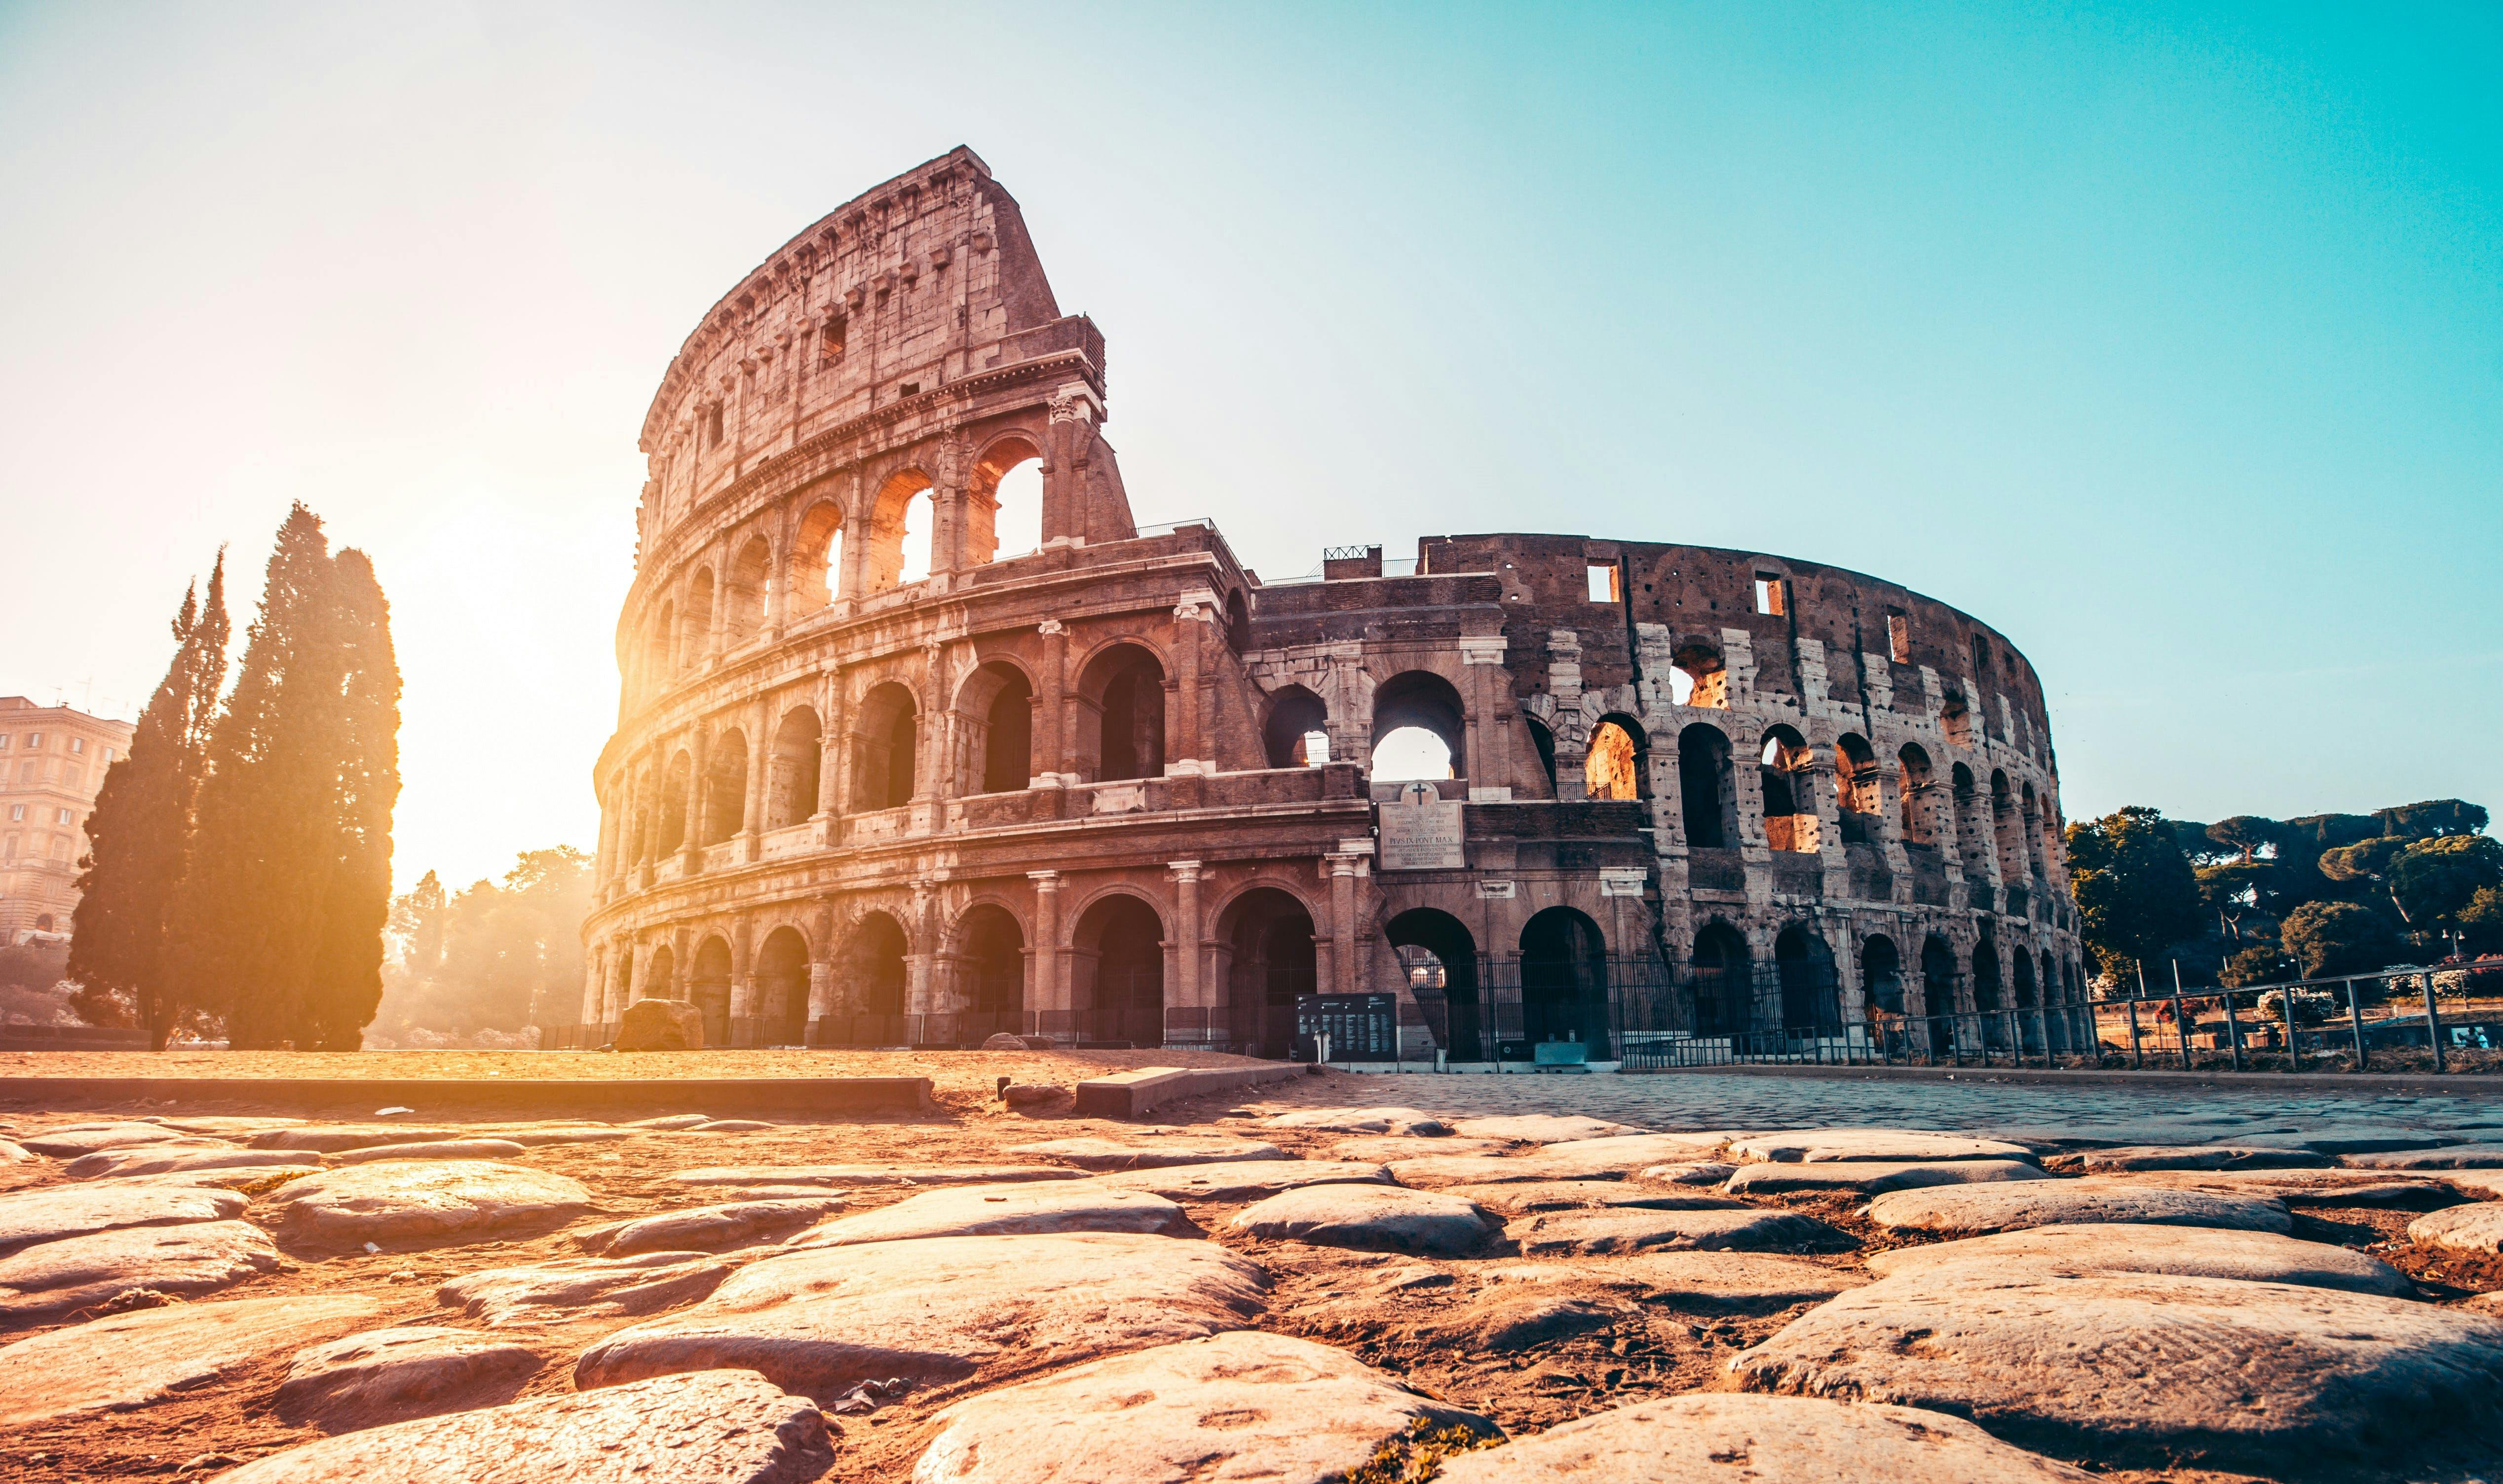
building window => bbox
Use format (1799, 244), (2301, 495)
(1753, 574), (1786, 616)
(25, 733), (41, 749)
(1585, 562), (1620, 603)
(4, 836), (17, 858)
(1885, 608), (1910, 663)
(55, 808), (72, 826)
(6, 806), (21, 822)
(102, 748), (114, 763)
(0, 735), (11, 749)
(68, 737), (83, 754)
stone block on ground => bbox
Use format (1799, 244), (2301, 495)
(2073, 1144), (2328, 1172)
(275, 1325), (544, 1433)
(782, 1183), (1192, 1249)
(1866, 1178), (2291, 1235)
(0, 1293), (382, 1428)
(1263, 1107), (1451, 1136)
(254, 1126), (472, 1153)
(65, 1146), (319, 1181)
(1092, 1160), (1390, 1203)
(1331, 1136), (1506, 1163)
(1638, 1161), (1739, 1185)
(1725, 1158), (2048, 1195)
(2409, 1203), (2503, 1256)
(1509, 1207), (1842, 1257)
(2440, 1169), (2503, 1200)
(437, 1251), (732, 1327)
(334, 1139), (529, 1165)
(1000, 1083), (1062, 1108)
(1007, 1136), (1290, 1171)
(1731, 1267), (2503, 1470)
(0, 1139), (29, 1163)
(1572, 1252), (1867, 1310)
(1227, 1185), (1496, 1255)
(221, 1368), (831, 1484)
(1726, 1128), (2036, 1164)
(19, 1123), (203, 1158)
(575, 1232), (1267, 1400)
(1864, 1223), (2414, 1295)
(614, 997), (706, 1051)
(1449, 1115), (1639, 1143)
(1525, 1133), (1734, 1179)
(573, 1198), (849, 1256)
(1435, 1394), (2096, 1483)
(625, 1113), (715, 1130)
(2347, 1143), (2503, 1170)
(1444, 1181), (1747, 1216)
(0, 1181), (246, 1256)
(261, 1161), (593, 1248)
(0, 1218), (283, 1321)
(2119, 1169), (2450, 1206)
(669, 1164), (1079, 1189)
(912, 1330), (1495, 1484)
(1404, 1288), (1634, 1350)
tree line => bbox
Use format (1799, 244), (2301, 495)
(371, 847), (592, 1046)
(2066, 798), (2501, 991)
(69, 505), (401, 1049)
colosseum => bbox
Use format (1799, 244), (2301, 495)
(572, 148), (2087, 1066)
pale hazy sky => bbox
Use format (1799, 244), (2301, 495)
(2, 2), (2497, 891)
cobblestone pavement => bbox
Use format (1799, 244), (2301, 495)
(1242, 1068), (2503, 1143)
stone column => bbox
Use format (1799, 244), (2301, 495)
(1169, 860), (1203, 1015)
(680, 729), (708, 870)
(744, 702), (770, 858)
(1028, 871), (1064, 1019)
(1040, 620), (1070, 781)
(728, 919), (757, 1046)
(580, 945), (605, 1026)
(1328, 854), (1359, 996)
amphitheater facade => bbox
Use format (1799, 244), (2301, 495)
(572, 148), (2085, 1062)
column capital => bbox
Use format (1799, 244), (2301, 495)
(1026, 869), (1063, 889)
(1166, 859), (1203, 880)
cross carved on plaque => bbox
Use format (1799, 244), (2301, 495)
(1400, 780), (1437, 808)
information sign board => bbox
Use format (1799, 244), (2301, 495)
(1294, 993), (1399, 1061)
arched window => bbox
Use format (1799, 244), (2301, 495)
(1586, 717), (1645, 801)
(835, 913), (910, 1037)
(681, 570), (715, 670)
(1521, 907), (1610, 1055)
(1775, 925), (1835, 1031)
(645, 944), (675, 1004)
(854, 683), (918, 811)
(1261, 685), (1330, 770)
(657, 751), (691, 855)
(1897, 743), (1935, 846)
(1990, 770), (2023, 884)
(972, 437), (1043, 564)
(649, 602), (677, 683)
(765, 708), (821, 829)
(1076, 644), (1166, 782)
(756, 927), (810, 1045)
(1073, 895), (1165, 1045)
(702, 730), (747, 845)
(690, 936), (733, 1047)
(1225, 592), (1251, 652)
(1972, 940), (2003, 1011)
(725, 536), (771, 643)
(1921, 934), (1958, 1018)
(868, 470), (938, 592)
(1671, 643), (1727, 708)
(1677, 724), (1736, 849)
(1389, 908), (1480, 1061)
(1861, 935), (1903, 1015)
(1759, 726), (1816, 852)
(954, 905), (1025, 1020)
(1939, 691), (1974, 750)
(956, 662), (1034, 795)
(790, 500), (844, 613)
(1834, 734), (1880, 842)
(1222, 887), (1317, 1058)
(1371, 670), (1466, 780)
(1691, 921), (1751, 1036)
(1950, 763), (1990, 888)
(2013, 950), (2037, 1007)
(1525, 715), (1559, 797)
(2020, 782), (2045, 880)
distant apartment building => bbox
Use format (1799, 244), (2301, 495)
(0, 697), (136, 946)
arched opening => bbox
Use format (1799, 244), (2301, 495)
(1220, 887), (1316, 1058)
(1671, 643), (1727, 708)
(1775, 924), (1836, 1032)
(1525, 716), (1558, 796)
(1076, 644), (1165, 783)
(1972, 940), (2003, 1012)
(1261, 685), (1330, 769)
(1585, 717), (1646, 802)
(836, 913), (910, 1038)
(1520, 907), (1610, 1056)
(1990, 770), (2023, 885)
(853, 683), (918, 811)
(681, 569), (715, 670)
(1388, 908), (1479, 1061)
(701, 730), (747, 845)
(2012, 949), (2039, 1050)
(756, 927), (810, 1045)
(867, 470), (937, 592)
(1951, 763), (1990, 895)
(657, 751), (691, 855)
(1072, 894), (1165, 1045)
(725, 536), (771, 644)
(1921, 935), (1958, 1018)
(789, 499), (844, 613)
(643, 944), (674, 1004)
(2020, 782), (2045, 880)
(649, 603), (676, 683)
(1861, 934), (1903, 1015)
(1371, 671), (1466, 780)
(1834, 734), (1881, 843)
(1691, 921), (1751, 1037)
(971, 437), (1043, 564)
(1759, 726), (1817, 852)
(1897, 743), (1935, 847)
(1225, 592), (1251, 652)
(765, 708), (821, 829)
(690, 935), (733, 1048)
(1677, 724), (1735, 849)
(954, 904), (1024, 1025)
(611, 954), (633, 1014)
(1939, 691), (1974, 750)
(955, 661), (1034, 795)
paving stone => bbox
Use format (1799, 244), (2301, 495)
(1726, 1128), (2036, 1163)
(1437, 1394), (2097, 1483)
(1228, 1185), (1497, 1255)
(261, 1161), (593, 1247)
(0, 1218), (284, 1320)
(221, 1368), (832, 1484)
(576, 1232), (1267, 1398)
(66, 1146), (322, 1180)
(437, 1251), (733, 1327)
(1575, 1252), (1867, 1310)
(625, 1113), (715, 1129)
(1865, 1223), (2415, 1295)
(1509, 1207), (1842, 1256)
(1263, 1107), (1452, 1136)
(1384, 1154), (1559, 1186)
(2409, 1202), (2503, 1256)
(334, 1138), (529, 1165)
(913, 1330), (1494, 1484)
(1391, 1134), (1723, 1187)
(1331, 1136), (1505, 1162)
(2243, 1129), (2460, 1155)
(1007, 1136), (1290, 1171)
(0, 1181), (246, 1256)
(478, 1125), (637, 1146)
(2119, 1169), (2450, 1206)
(783, 1183), (1191, 1249)
(668, 1164), (1080, 1188)
(1091, 1160), (1390, 1203)
(1637, 1161), (1739, 1185)
(688, 1119), (778, 1132)
(254, 1126), (473, 1153)
(0, 1139), (30, 1163)
(2439, 1169), (2503, 1200)
(573, 1197), (849, 1256)
(1725, 1158), (2048, 1195)
(1449, 1114), (1640, 1143)
(1407, 1288), (1633, 1350)
(2073, 1145), (2329, 1172)
(1866, 1178), (2293, 1235)
(1730, 1266), (2503, 1468)
(0, 1293), (383, 1428)
(1444, 1181), (1748, 1216)
(150, 1116), (307, 1136)
(2346, 1143), (2503, 1170)
(275, 1325), (544, 1432)
(20, 1123), (208, 1157)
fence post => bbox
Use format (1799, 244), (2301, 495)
(2007, 1009), (2023, 1068)
(2222, 990), (2243, 1073)
(2422, 973), (2446, 1073)
(2125, 997), (2143, 1069)
(2346, 979), (2367, 1070)
(2171, 992), (2190, 1069)
(2034, 1004), (2051, 1066)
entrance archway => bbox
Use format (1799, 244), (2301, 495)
(1387, 908), (1479, 1061)
(1520, 907), (1610, 1057)
(1073, 894), (1164, 1045)
(755, 927), (809, 1046)
(1691, 921), (1750, 1037)
(690, 935), (733, 1048)
(955, 904), (1024, 1026)
(833, 912), (910, 1042)
(1861, 934), (1903, 1016)
(1774, 925), (1835, 1033)
(1219, 887), (1316, 1057)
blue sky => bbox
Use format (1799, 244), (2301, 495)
(0, 1), (2495, 888)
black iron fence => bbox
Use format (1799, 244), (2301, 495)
(2077, 964), (2503, 1073)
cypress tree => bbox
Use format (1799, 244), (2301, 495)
(300, 547), (400, 1049)
(69, 554), (231, 1047)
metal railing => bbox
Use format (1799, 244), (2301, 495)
(2079, 964), (2503, 1074)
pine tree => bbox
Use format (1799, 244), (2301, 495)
(69, 553), (230, 1047)
(300, 547), (400, 1049)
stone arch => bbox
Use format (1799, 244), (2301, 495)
(725, 535), (772, 644)
(1671, 640), (1728, 708)
(1388, 907), (1480, 1061)
(1371, 669), (1466, 780)
(690, 934), (733, 1047)
(1835, 733), (1881, 840)
(645, 942), (675, 1003)
(702, 729), (747, 845)
(611, 950), (635, 1013)
(1217, 885), (1317, 1058)
(1071, 891), (1165, 1044)
(756, 925), (810, 1045)
(955, 660), (1036, 795)
(866, 467), (937, 592)
(853, 682), (918, 811)
(1861, 933), (1903, 1015)
(1521, 906), (1610, 1055)
(765, 707), (821, 829)
(1759, 724), (1816, 852)
(969, 432), (1044, 565)
(1677, 722), (1735, 848)
(649, 602), (677, 683)
(1921, 933), (1959, 1018)
(657, 750), (692, 855)
(1261, 684), (1331, 769)
(1990, 770), (2024, 884)
(1951, 763), (1990, 886)
(1074, 641), (1167, 783)
(1691, 918), (1751, 1037)
(1225, 591), (1251, 652)
(1972, 937), (2003, 1012)
(1525, 715), (1559, 796)
(838, 910), (911, 1023)
(1897, 742), (1936, 846)
(1586, 713), (1646, 802)
(950, 902), (1025, 1020)
(1774, 923), (1836, 1031)
(680, 569), (715, 669)
(789, 497), (845, 613)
